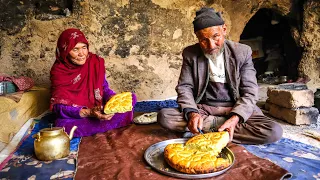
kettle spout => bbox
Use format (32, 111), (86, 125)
(69, 126), (78, 140)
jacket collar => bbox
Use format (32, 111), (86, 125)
(223, 40), (235, 86)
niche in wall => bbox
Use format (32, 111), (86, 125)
(240, 8), (302, 81)
(35, 0), (73, 20)
(0, 0), (73, 34)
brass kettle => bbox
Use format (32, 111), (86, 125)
(33, 126), (77, 161)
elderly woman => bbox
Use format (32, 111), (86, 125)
(50, 28), (136, 137)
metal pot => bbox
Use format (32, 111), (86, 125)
(33, 126), (77, 161)
(279, 76), (288, 84)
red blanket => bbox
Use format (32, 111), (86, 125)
(75, 124), (290, 180)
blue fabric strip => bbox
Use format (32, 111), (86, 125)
(242, 138), (320, 180)
(134, 100), (178, 112)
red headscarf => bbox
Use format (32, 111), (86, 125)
(50, 28), (105, 110)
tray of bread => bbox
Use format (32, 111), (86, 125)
(144, 131), (234, 179)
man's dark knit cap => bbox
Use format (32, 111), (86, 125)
(193, 7), (225, 32)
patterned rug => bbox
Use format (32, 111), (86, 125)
(0, 100), (319, 180)
(243, 138), (320, 180)
(0, 114), (81, 180)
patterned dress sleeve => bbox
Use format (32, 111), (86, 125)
(103, 78), (116, 104)
(53, 104), (83, 119)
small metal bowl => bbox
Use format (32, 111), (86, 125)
(279, 76), (288, 83)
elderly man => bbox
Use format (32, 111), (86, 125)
(158, 7), (283, 144)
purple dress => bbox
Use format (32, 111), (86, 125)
(53, 80), (137, 137)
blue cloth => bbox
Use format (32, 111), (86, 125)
(242, 138), (320, 180)
(0, 114), (81, 180)
(134, 100), (178, 112)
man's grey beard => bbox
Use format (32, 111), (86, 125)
(204, 45), (225, 60)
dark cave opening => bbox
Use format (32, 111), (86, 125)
(240, 8), (303, 83)
(35, 0), (73, 17)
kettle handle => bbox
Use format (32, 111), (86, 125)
(32, 132), (41, 142)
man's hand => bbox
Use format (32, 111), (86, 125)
(218, 115), (239, 142)
(187, 112), (203, 134)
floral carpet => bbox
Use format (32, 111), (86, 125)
(0, 114), (80, 180)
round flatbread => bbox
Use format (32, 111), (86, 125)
(164, 131), (230, 174)
(104, 92), (132, 114)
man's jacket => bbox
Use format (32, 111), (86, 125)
(176, 40), (259, 122)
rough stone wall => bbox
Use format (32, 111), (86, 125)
(0, 0), (319, 101)
(298, 0), (320, 87)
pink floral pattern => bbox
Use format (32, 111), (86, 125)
(0, 74), (34, 91)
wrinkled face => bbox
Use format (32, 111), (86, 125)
(196, 25), (227, 56)
(68, 42), (89, 65)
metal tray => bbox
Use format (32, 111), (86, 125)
(133, 112), (158, 124)
(144, 138), (235, 179)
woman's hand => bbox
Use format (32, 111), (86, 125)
(80, 106), (114, 120)
(91, 106), (114, 120)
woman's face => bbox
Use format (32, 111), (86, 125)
(68, 42), (88, 65)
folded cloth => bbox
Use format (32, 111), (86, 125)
(0, 87), (46, 103)
(75, 124), (291, 180)
(3, 91), (24, 102)
(0, 74), (34, 91)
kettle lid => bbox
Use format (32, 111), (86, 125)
(40, 127), (64, 135)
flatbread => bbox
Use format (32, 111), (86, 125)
(103, 92), (133, 114)
(164, 131), (230, 174)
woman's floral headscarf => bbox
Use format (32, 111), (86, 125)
(50, 28), (105, 110)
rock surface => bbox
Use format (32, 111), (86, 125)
(0, 0), (319, 100)
(267, 88), (314, 108)
(268, 102), (319, 125)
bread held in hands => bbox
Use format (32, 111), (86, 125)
(103, 92), (133, 114)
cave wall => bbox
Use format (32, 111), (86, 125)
(298, 0), (320, 87)
(0, 0), (319, 101)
